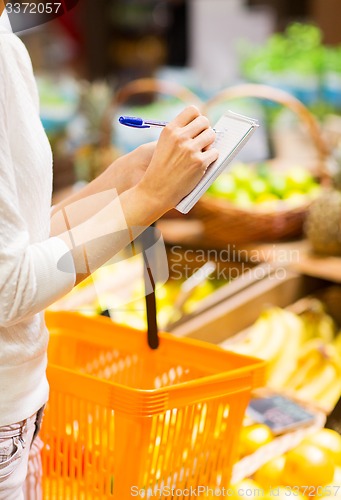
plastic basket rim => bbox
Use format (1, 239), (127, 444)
(47, 357), (262, 395)
(45, 310), (265, 367)
(45, 311), (266, 414)
(46, 362), (262, 416)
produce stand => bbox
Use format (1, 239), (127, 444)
(169, 270), (341, 488)
(169, 269), (327, 341)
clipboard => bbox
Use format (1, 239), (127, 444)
(176, 110), (259, 214)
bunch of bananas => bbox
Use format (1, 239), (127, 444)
(225, 301), (341, 412)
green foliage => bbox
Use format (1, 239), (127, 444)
(241, 23), (326, 79)
(239, 22), (341, 119)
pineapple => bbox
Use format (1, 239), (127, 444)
(305, 163), (341, 256)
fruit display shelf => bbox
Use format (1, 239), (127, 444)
(169, 268), (325, 340)
(172, 268), (341, 411)
(49, 255), (269, 333)
(170, 270), (341, 488)
(291, 242), (341, 283)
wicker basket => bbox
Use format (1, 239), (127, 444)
(190, 83), (331, 248)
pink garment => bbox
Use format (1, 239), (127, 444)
(0, 411), (44, 499)
(24, 437), (43, 500)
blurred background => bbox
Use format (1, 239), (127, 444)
(19, 0), (341, 190)
(17, 0), (341, 328)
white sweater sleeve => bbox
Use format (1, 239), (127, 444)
(0, 66), (75, 329)
(0, 158), (76, 327)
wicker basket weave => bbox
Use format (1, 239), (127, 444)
(190, 83), (331, 248)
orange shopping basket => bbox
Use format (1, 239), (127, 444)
(41, 311), (265, 499)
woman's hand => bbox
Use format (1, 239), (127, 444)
(136, 106), (219, 214)
(104, 142), (157, 194)
(52, 106), (218, 236)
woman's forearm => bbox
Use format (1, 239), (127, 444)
(55, 184), (161, 286)
(51, 144), (155, 234)
(51, 159), (126, 225)
(52, 106), (218, 286)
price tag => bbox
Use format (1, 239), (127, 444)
(247, 394), (316, 434)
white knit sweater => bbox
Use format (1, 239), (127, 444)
(0, 13), (76, 426)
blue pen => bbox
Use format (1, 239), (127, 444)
(119, 116), (168, 129)
(119, 115), (219, 133)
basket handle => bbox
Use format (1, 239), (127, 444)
(202, 83), (331, 178)
(101, 78), (203, 147)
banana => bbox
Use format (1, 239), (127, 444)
(284, 339), (324, 390)
(252, 308), (288, 362)
(334, 333), (341, 357)
(300, 301), (336, 343)
(315, 378), (341, 412)
(225, 309), (274, 356)
(267, 309), (305, 389)
(317, 314), (337, 343)
(294, 360), (338, 403)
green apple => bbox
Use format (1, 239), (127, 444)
(255, 162), (271, 180)
(209, 173), (236, 197)
(254, 193), (280, 211)
(283, 190), (309, 207)
(267, 173), (288, 198)
(231, 163), (255, 187)
(249, 178), (269, 199)
(284, 166), (315, 191)
(306, 184), (322, 199)
(232, 189), (254, 208)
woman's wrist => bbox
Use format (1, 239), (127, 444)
(122, 183), (166, 227)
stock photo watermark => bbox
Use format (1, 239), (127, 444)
(169, 244), (301, 281)
(1, 0), (80, 32)
(130, 485), (341, 498)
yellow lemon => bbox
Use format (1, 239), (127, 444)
(319, 466), (341, 498)
(282, 443), (335, 489)
(303, 429), (341, 466)
(239, 424), (274, 457)
(254, 455), (286, 490)
(232, 479), (264, 498)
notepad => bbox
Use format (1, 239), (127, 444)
(176, 110), (259, 214)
